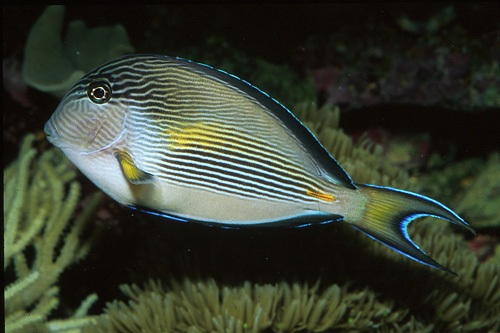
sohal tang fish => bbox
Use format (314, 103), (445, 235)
(45, 54), (475, 275)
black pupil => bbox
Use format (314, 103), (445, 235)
(93, 87), (106, 99)
(88, 81), (111, 104)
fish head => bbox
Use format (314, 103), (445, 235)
(45, 72), (128, 155)
(44, 58), (144, 207)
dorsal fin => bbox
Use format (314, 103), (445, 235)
(164, 55), (356, 190)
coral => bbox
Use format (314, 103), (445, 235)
(4, 134), (103, 332)
(70, 103), (499, 332)
(301, 5), (499, 109)
(8, 5), (499, 332)
(469, 235), (499, 262)
(22, 6), (134, 98)
(454, 152), (500, 229)
(365, 220), (500, 331)
(420, 152), (500, 229)
(94, 278), (424, 332)
(5, 113), (495, 333)
(90, 218), (500, 332)
(293, 102), (419, 191)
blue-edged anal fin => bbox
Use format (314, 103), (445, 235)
(344, 184), (476, 275)
(114, 149), (154, 184)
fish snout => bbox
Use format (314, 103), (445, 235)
(44, 119), (60, 145)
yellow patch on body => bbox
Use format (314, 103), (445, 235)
(163, 123), (227, 150)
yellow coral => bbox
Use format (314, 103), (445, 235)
(6, 108), (498, 332)
(88, 103), (499, 332)
(95, 277), (414, 332)
(4, 134), (103, 332)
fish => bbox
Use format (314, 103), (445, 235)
(44, 54), (475, 275)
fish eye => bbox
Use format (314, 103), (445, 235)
(87, 81), (112, 104)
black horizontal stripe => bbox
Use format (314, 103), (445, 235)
(165, 146), (317, 194)
(165, 134), (318, 189)
(155, 158), (315, 203)
(59, 55), (347, 203)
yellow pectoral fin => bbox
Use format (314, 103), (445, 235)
(114, 149), (154, 185)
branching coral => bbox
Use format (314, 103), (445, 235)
(94, 278), (430, 332)
(358, 219), (500, 331)
(4, 134), (103, 332)
(92, 213), (499, 331)
(74, 103), (499, 332)
(454, 152), (500, 228)
(293, 102), (419, 190)
(5, 111), (494, 332)
(419, 152), (500, 229)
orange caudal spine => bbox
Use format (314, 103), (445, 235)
(306, 189), (335, 202)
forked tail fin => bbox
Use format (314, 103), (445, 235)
(347, 184), (476, 275)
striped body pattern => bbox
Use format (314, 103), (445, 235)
(45, 54), (475, 274)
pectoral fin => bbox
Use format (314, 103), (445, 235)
(114, 149), (154, 184)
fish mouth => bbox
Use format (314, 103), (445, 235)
(44, 119), (61, 146)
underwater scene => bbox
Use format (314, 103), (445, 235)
(3, 4), (500, 332)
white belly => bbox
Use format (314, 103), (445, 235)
(61, 147), (323, 225)
(134, 178), (323, 224)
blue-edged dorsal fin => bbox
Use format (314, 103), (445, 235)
(161, 55), (356, 190)
(114, 149), (154, 185)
